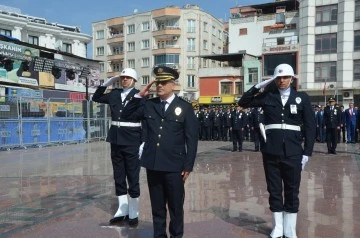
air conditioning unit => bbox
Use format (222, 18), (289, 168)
(343, 91), (353, 99)
(173, 36), (178, 40)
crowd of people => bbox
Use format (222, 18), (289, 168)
(314, 100), (359, 154)
(194, 105), (264, 152)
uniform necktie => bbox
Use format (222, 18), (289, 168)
(161, 101), (167, 116)
(350, 109), (353, 116)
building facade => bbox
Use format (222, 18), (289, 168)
(300, 0), (360, 105)
(229, 1), (299, 91)
(92, 4), (225, 100)
(0, 5), (91, 58)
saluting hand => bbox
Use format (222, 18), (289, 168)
(181, 171), (191, 182)
(139, 80), (156, 97)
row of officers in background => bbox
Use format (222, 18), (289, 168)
(313, 97), (360, 154)
(194, 97), (360, 155)
(194, 104), (264, 152)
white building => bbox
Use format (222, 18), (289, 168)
(228, 1), (299, 90)
(300, 0), (360, 105)
(0, 5), (91, 58)
(92, 4), (225, 100)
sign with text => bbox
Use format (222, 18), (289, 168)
(0, 40), (40, 86)
(211, 96), (222, 102)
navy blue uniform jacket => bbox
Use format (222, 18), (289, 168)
(129, 96), (198, 172)
(238, 86), (316, 157)
(92, 86), (142, 146)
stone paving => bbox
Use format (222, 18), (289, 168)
(0, 140), (359, 238)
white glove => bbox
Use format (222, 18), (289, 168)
(255, 77), (275, 89)
(102, 75), (120, 87)
(301, 155), (309, 170)
(138, 142), (145, 159)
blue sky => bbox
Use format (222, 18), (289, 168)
(2, 0), (270, 35)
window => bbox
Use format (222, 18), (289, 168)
(277, 37), (285, 45)
(142, 40), (150, 49)
(112, 63), (122, 72)
(218, 30), (222, 39)
(203, 22), (208, 32)
(142, 22), (150, 31)
(315, 34), (337, 54)
(187, 19), (195, 33)
(96, 47), (104, 56)
(221, 82), (232, 95)
(63, 43), (72, 53)
(315, 62), (336, 82)
(28, 35), (39, 45)
(142, 57), (150, 67)
(99, 63), (104, 72)
(187, 57), (195, 69)
(239, 28), (247, 35)
(212, 26), (216, 36)
(128, 42), (135, 52)
(355, 31), (360, 51)
(142, 75), (150, 85)
(356, 0), (360, 22)
(316, 4), (338, 26)
(127, 24), (135, 34)
(0, 28), (11, 36)
(203, 40), (208, 50)
(187, 38), (195, 51)
(235, 81), (244, 95)
(128, 59), (135, 68)
(187, 75), (195, 88)
(112, 46), (123, 55)
(354, 60), (360, 80)
(154, 54), (180, 65)
(96, 30), (104, 39)
(248, 68), (258, 84)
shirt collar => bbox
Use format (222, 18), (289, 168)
(278, 87), (291, 96)
(161, 93), (175, 105)
(122, 87), (133, 94)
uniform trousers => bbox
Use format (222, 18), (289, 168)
(326, 128), (338, 152)
(253, 128), (260, 151)
(232, 129), (243, 151)
(146, 169), (185, 238)
(262, 152), (302, 213)
(110, 144), (140, 197)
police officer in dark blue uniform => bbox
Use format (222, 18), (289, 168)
(231, 104), (245, 152)
(323, 97), (341, 154)
(130, 66), (198, 238)
(250, 107), (264, 152)
(239, 64), (316, 238)
(202, 106), (211, 140)
(92, 68), (142, 226)
(213, 106), (222, 140)
(194, 105), (203, 140)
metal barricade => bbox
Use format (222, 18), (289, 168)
(0, 96), (110, 150)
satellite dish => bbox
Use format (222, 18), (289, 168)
(54, 40), (63, 51)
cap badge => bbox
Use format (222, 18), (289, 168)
(158, 68), (163, 73)
(175, 107), (182, 116)
(279, 69), (283, 73)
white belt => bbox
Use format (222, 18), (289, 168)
(111, 121), (141, 127)
(265, 124), (301, 131)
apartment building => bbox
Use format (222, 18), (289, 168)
(229, 1), (299, 92)
(300, 0), (360, 105)
(92, 4), (224, 100)
(0, 5), (91, 58)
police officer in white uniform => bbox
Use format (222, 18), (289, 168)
(238, 64), (316, 238)
(92, 68), (142, 226)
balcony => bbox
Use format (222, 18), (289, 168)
(107, 33), (124, 44)
(108, 52), (124, 61)
(107, 70), (122, 77)
(152, 45), (181, 54)
(153, 26), (181, 37)
(107, 17), (124, 27)
(152, 8), (181, 19)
